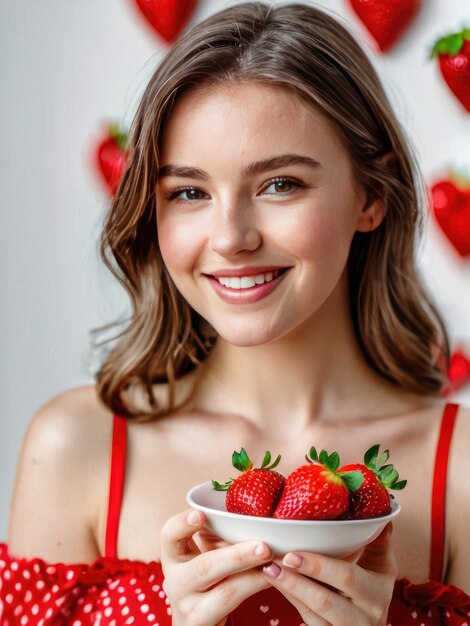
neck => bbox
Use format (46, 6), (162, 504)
(191, 272), (420, 437)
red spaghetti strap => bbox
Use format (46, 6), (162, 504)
(104, 414), (128, 559)
(429, 402), (459, 582)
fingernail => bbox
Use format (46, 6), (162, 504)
(263, 562), (281, 579)
(255, 542), (269, 557)
(283, 553), (303, 568)
(187, 511), (200, 526)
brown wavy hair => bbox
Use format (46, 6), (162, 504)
(92, 1), (450, 421)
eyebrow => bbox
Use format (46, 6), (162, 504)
(157, 154), (322, 181)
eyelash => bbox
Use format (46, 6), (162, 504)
(164, 176), (304, 204)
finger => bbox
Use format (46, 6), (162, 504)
(280, 523), (396, 602)
(263, 563), (364, 625)
(160, 508), (206, 562)
(279, 550), (371, 600)
(181, 540), (274, 592)
(357, 522), (397, 576)
(195, 528), (232, 553)
(197, 568), (273, 626)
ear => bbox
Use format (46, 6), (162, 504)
(355, 151), (396, 233)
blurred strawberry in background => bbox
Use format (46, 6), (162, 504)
(94, 122), (128, 198)
(132, 0), (198, 44)
(441, 348), (470, 395)
(431, 170), (470, 257)
(431, 28), (470, 112)
(348, 0), (421, 52)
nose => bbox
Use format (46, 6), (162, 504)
(209, 201), (261, 257)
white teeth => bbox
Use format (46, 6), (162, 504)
(216, 269), (281, 289)
(240, 276), (256, 288)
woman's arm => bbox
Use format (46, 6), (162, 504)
(7, 387), (107, 563)
(445, 405), (470, 591)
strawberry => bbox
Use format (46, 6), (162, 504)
(95, 122), (128, 197)
(431, 171), (470, 258)
(133, 0), (198, 44)
(212, 448), (285, 517)
(431, 29), (470, 112)
(273, 448), (363, 520)
(339, 444), (407, 519)
(348, 0), (421, 53)
(441, 347), (470, 395)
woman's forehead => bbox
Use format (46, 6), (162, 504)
(159, 81), (346, 164)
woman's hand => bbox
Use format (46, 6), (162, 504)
(261, 523), (397, 626)
(160, 507), (274, 626)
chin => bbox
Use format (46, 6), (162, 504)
(210, 319), (285, 347)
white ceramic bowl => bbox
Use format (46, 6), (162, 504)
(187, 481), (401, 557)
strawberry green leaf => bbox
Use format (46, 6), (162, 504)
(339, 470), (364, 491)
(260, 451), (272, 469)
(308, 447), (319, 462)
(212, 479), (233, 491)
(392, 479), (407, 490)
(326, 451), (340, 472)
(381, 468), (399, 487)
(263, 453), (282, 471)
(319, 449), (329, 466)
(431, 28), (470, 58)
(376, 450), (390, 470)
(364, 444), (380, 468)
(232, 448), (253, 473)
(107, 122), (128, 150)
(431, 39), (448, 58)
(378, 464), (395, 481)
(448, 33), (464, 55)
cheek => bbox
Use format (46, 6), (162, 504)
(282, 208), (353, 270)
(157, 214), (202, 278)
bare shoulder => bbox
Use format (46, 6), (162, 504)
(8, 385), (114, 563)
(446, 403), (470, 590)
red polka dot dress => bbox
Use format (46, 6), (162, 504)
(1, 403), (469, 625)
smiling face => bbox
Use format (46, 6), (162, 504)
(156, 81), (371, 346)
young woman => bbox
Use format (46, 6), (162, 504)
(1, 2), (469, 625)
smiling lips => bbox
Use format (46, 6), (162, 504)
(205, 268), (291, 303)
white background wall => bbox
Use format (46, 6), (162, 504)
(1, 0), (469, 543)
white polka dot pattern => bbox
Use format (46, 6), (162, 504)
(2, 543), (469, 625)
(0, 543), (170, 625)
